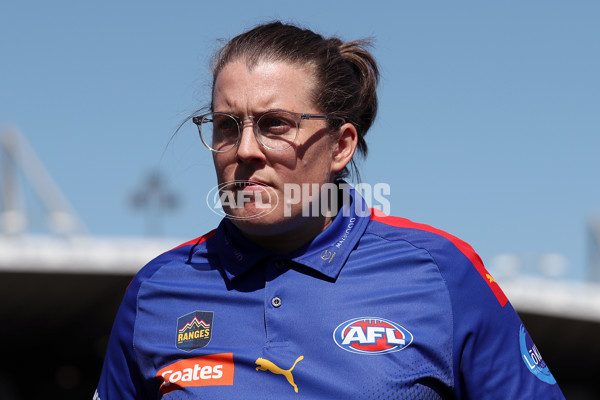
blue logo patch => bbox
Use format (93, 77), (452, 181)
(333, 317), (413, 355)
(176, 311), (213, 352)
(519, 324), (556, 384)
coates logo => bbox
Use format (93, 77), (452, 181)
(156, 353), (234, 394)
(333, 317), (413, 355)
(206, 180), (278, 220)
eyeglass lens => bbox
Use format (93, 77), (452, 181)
(199, 111), (298, 152)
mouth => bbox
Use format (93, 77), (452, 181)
(208, 179), (280, 220)
(229, 179), (271, 191)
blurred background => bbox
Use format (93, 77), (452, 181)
(1, 1), (599, 398)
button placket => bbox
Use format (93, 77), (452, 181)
(271, 296), (282, 308)
(270, 261), (283, 308)
(264, 258), (290, 344)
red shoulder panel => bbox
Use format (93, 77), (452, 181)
(171, 229), (217, 251)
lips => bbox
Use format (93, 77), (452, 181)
(207, 179), (279, 220)
(231, 179), (271, 191)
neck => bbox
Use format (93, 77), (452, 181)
(236, 214), (333, 255)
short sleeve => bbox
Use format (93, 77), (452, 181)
(95, 278), (146, 399)
(437, 243), (565, 399)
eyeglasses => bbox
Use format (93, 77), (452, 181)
(192, 110), (345, 152)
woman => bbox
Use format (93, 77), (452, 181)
(96, 22), (564, 399)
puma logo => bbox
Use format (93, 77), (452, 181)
(255, 355), (304, 393)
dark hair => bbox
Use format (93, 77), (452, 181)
(211, 21), (379, 180)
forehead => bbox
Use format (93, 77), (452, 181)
(212, 59), (317, 113)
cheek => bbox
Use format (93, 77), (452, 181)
(213, 154), (233, 179)
(301, 142), (334, 174)
(214, 150), (238, 164)
(213, 153), (223, 168)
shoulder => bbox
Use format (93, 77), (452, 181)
(127, 229), (218, 294)
(367, 209), (508, 307)
(367, 209), (477, 260)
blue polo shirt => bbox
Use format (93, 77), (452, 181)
(96, 187), (564, 399)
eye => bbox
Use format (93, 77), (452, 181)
(258, 112), (295, 137)
(212, 114), (239, 139)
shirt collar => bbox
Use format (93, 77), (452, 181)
(207, 183), (370, 281)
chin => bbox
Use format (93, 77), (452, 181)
(229, 215), (283, 239)
(224, 202), (278, 222)
(228, 203), (298, 231)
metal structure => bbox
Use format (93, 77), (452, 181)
(1, 128), (87, 236)
(130, 170), (179, 237)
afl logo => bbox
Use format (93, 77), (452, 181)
(206, 180), (278, 221)
(333, 317), (413, 355)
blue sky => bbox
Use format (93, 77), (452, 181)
(1, 2), (599, 280)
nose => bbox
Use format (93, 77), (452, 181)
(235, 122), (266, 163)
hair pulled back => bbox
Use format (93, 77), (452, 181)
(211, 21), (379, 179)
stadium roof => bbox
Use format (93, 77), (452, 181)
(0, 234), (181, 274)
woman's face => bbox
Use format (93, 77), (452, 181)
(211, 60), (352, 250)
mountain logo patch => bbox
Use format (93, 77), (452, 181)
(177, 311), (213, 351)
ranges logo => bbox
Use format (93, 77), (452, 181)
(333, 317), (413, 355)
(156, 353), (234, 394)
(177, 311), (213, 352)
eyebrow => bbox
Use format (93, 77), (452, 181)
(212, 109), (294, 118)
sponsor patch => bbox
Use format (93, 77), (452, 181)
(519, 325), (556, 384)
(320, 250), (336, 262)
(177, 311), (213, 352)
(255, 356), (304, 393)
(333, 317), (413, 354)
(156, 353), (234, 394)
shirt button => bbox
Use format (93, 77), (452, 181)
(271, 297), (282, 308)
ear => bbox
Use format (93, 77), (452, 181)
(331, 122), (358, 173)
